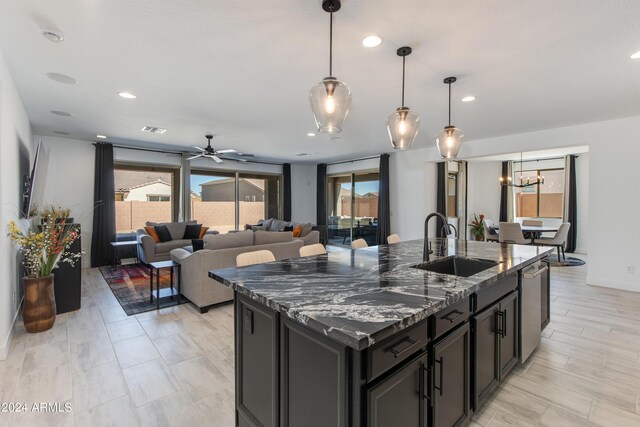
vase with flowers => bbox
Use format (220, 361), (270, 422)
(8, 215), (81, 332)
(468, 213), (485, 241)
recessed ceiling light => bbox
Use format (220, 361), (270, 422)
(118, 92), (136, 99)
(53, 131), (70, 135)
(630, 51), (640, 59)
(461, 96), (476, 102)
(46, 72), (78, 85)
(96, 134), (107, 139)
(50, 110), (73, 117)
(362, 35), (383, 48)
(41, 27), (64, 42)
(307, 132), (316, 136)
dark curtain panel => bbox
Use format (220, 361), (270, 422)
(283, 163), (292, 221)
(436, 162), (447, 238)
(565, 155), (578, 253)
(499, 161), (509, 222)
(376, 154), (391, 245)
(91, 143), (116, 267)
(316, 164), (327, 226)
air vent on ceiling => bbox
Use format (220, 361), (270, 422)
(141, 126), (167, 134)
(295, 153), (310, 157)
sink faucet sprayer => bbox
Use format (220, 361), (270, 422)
(423, 212), (454, 262)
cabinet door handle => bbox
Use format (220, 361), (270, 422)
(495, 310), (504, 337)
(434, 357), (444, 396)
(441, 309), (464, 323)
(502, 309), (507, 338)
(420, 362), (429, 401)
(387, 337), (421, 358)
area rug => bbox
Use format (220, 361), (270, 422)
(548, 254), (586, 267)
(99, 263), (186, 315)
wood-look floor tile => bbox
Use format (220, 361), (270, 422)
(72, 360), (127, 412)
(113, 335), (160, 369)
(121, 358), (179, 407)
(74, 395), (139, 427)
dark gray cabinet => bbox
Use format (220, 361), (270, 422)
(367, 352), (428, 427)
(472, 291), (519, 411)
(431, 323), (470, 427)
(280, 318), (348, 427)
(235, 296), (279, 427)
(541, 258), (551, 330)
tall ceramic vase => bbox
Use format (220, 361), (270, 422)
(22, 275), (56, 333)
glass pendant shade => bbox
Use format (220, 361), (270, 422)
(386, 107), (420, 149)
(309, 76), (352, 133)
(435, 126), (463, 159)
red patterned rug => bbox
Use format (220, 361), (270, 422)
(99, 263), (185, 315)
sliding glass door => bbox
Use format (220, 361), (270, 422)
(327, 171), (379, 247)
(191, 170), (281, 233)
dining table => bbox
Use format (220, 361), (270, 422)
(495, 224), (558, 242)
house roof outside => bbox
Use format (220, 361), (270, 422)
(200, 177), (265, 192)
(114, 170), (172, 192)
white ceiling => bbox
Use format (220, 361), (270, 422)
(1, 0), (639, 163)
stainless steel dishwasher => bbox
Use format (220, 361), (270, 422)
(519, 261), (548, 363)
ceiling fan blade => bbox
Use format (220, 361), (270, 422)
(212, 156), (223, 163)
(216, 149), (237, 154)
(192, 146), (206, 152)
(187, 154), (203, 160)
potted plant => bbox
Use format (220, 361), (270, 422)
(468, 213), (485, 241)
(8, 215), (81, 332)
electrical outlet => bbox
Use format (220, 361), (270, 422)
(625, 264), (635, 274)
(12, 290), (16, 306)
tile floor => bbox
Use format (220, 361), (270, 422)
(0, 257), (639, 426)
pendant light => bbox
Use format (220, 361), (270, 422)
(386, 46), (420, 150)
(435, 77), (464, 159)
(309, 0), (351, 134)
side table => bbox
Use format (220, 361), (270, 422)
(148, 260), (181, 310)
(110, 241), (138, 265)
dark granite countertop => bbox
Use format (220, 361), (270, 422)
(209, 239), (553, 350)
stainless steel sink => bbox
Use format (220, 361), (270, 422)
(412, 256), (499, 277)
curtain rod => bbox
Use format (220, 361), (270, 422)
(513, 155), (579, 164)
(325, 155), (382, 166)
(92, 143), (284, 165)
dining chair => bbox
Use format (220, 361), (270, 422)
(236, 250), (276, 267)
(533, 223), (571, 260)
(498, 222), (529, 245)
(299, 243), (327, 257)
(483, 219), (499, 242)
(351, 238), (368, 249)
(387, 234), (401, 244)
(522, 219), (543, 227)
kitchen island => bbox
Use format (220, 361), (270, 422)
(209, 239), (553, 427)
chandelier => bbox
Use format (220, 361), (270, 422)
(500, 153), (545, 188)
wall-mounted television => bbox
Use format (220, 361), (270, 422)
(22, 139), (48, 218)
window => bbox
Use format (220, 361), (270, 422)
(447, 173), (458, 218)
(190, 170), (281, 233)
(514, 168), (564, 218)
(327, 171), (379, 247)
(114, 165), (178, 234)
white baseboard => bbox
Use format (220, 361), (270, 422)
(0, 301), (21, 361)
(586, 276), (639, 293)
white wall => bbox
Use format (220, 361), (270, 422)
(126, 182), (171, 201)
(467, 161), (502, 225)
(574, 153), (588, 254)
(0, 49), (33, 359)
(291, 164), (316, 223)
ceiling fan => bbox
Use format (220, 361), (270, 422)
(187, 135), (254, 163)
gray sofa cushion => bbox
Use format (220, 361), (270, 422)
(204, 230), (254, 250)
(299, 223), (313, 237)
(146, 220), (197, 240)
(259, 218), (274, 230)
(155, 239), (192, 253)
(254, 230), (293, 245)
(269, 219), (290, 231)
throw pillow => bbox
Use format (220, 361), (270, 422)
(144, 226), (160, 243)
(198, 226), (209, 239)
(300, 223), (313, 237)
(154, 224), (173, 243)
(183, 224), (203, 239)
(191, 239), (204, 252)
(292, 225), (302, 238)
(283, 225), (294, 232)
